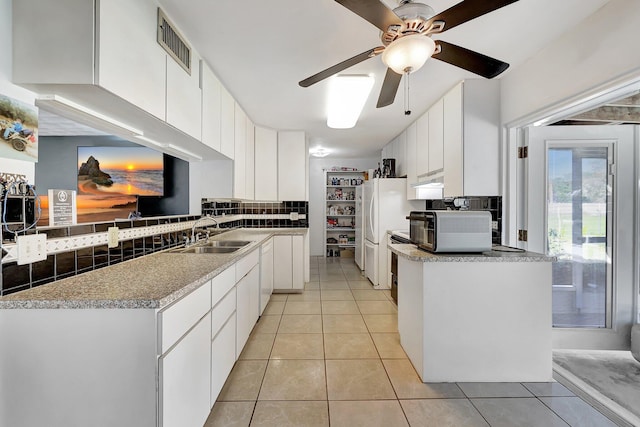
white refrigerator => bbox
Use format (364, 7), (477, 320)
(354, 185), (365, 270)
(363, 178), (413, 288)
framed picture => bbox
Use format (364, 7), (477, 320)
(0, 94), (38, 162)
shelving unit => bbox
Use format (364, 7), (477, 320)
(324, 169), (366, 257)
(1, 193), (37, 242)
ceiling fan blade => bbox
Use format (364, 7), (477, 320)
(432, 41), (509, 79)
(335, 0), (403, 32)
(427, 0), (519, 33)
(299, 47), (383, 87)
(377, 68), (402, 108)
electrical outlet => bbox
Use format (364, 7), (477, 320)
(491, 221), (499, 230)
(108, 226), (119, 248)
(17, 234), (47, 265)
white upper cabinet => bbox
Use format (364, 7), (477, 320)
(416, 112), (430, 177)
(166, 52), (202, 141)
(427, 98), (444, 175)
(13, 0), (168, 120)
(395, 131), (407, 177)
(386, 79), (499, 199)
(277, 131), (308, 201)
(201, 62), (222, 152)
(220, 86), (235, 159)
(233, 103), (247, 198)
(245, 119), (255, 200)
(405, 123), (419, 199)
(254, 126), (278, 201)
(96, 0), (168, 121)
(442, 80), (500, 197)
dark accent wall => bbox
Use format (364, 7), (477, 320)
(35, 135), (189, 217)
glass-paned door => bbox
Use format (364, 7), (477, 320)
(547, 145), (612, 328)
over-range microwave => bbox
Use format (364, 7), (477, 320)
(407, 210), (492, 253)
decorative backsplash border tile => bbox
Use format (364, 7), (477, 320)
(0, 200), (309, 296)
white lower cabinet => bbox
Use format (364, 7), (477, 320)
(273, 235), (304, 291)
(260, 238), (274, 314)
(211, 310), (236, 407)
(235, 249), (260, 355)
(236, 265), (260, 355)
(0, 237), (296, 427)
(160, 312), (212, 427)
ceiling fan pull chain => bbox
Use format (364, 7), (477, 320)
(404, 72), (412, 115)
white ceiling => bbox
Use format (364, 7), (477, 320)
(37, 0), (611, 158)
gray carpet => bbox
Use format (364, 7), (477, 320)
(554, 350), (640, 425)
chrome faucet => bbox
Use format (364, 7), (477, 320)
(189, 215), (219, 245)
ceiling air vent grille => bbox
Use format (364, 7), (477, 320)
(157, 8), (191, 75)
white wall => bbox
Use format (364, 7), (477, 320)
(0, 0), (36, 180)
(501, 0), (640, 125)
(188, 160), (233, 214)
(309, 156), (379, 256)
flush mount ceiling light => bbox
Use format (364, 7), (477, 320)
(310, 147), (331, 157)
(327, 74), (375, 129)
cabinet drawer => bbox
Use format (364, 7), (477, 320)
(212, 287), (236, 340)
(211, 266), (236, 308)
(236, 248), (259, 281)
(158, 281), (212, 355)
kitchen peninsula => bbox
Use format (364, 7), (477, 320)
(0, 228), (306, 427)
(389, 242), (555, 383)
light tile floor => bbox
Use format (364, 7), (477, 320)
(205, 256), (618, 427)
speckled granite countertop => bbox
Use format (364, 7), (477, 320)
(0, 229), (307, 310)
(389, 242), (555, 263)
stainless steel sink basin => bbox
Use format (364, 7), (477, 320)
(180, 246), (240, 254)
(200, 240), (251, 248)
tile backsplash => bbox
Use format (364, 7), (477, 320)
(1, 200), (308, 296)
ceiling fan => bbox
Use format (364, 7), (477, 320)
(299, 0), (519, 108)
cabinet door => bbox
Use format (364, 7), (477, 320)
(97, 0), (166, 120)
(245, 119), (255, 200)
(166, 53), (202, 140)
(211, 311), (236, 407)
(292, 235), (304, 290)
(260, 239), (274, 314)
(236, 265), (259, 355)
(160, 313), (211, 427)
(233, 103), (247, 199)
(428, 98), (444, 174)
(254, 126), (278, 200)
(273, 235), (293, 290)
(201, 63), (222, 152)
(415, 112), (429, 177)
(443, 82), (464, 197)
(405, 122), (418, 198)
(220, 86), (235, 159)
(395, 131), (406, 177)
(277, 131), (307, 201)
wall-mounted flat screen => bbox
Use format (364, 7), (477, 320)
(77, 146), (164, 196)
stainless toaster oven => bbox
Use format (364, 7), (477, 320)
(407, 210), (492, 253)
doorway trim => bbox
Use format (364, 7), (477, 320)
(502, 74), (640, 345)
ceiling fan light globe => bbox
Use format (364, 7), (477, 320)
(382, 34), (435, 74)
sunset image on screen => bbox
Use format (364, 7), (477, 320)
(77, 146), (164, 196)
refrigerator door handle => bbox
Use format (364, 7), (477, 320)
(369, 190), (375, 238)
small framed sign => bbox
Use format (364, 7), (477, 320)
(48, 189), (77, 226)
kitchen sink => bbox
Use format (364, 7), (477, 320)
(200, 240), (251, 248)
(179, 246), (240, 254)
